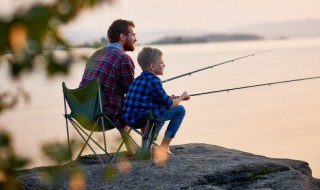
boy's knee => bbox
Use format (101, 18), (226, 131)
(177, 105), (186, 116)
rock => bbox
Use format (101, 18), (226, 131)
(15, 143), (320, 190)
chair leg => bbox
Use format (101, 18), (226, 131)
(119, 127), (141, 151)
(110, 140), (125, 163)
(111, 127), (143, 163)
(63, 96), (72, 164)
(100, 116), (109, 163)
(140, 120), (156, 160)
(70, 120), (105, 164)
(110, 128), (132, 163)
(140, 121), (149, 160)
(65, 116), (72, 164)
(75, 123), (111, 157)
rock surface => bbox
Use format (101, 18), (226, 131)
(16, 143), (320, 189)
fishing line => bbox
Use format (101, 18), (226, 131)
(189, 76), (320, 97)
(161, 49), (271, 83)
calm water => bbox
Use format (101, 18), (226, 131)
(1, 38), (320, 178)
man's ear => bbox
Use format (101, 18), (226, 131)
(120, 33), (126, 41)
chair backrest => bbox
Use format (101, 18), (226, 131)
(62, 78), (114, 131)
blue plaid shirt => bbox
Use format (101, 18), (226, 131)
(122, 71), (173, 125)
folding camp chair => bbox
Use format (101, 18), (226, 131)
(63, 79), (138, 164)
(62, 78), (157, 164)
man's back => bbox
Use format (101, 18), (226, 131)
(80, 44), (135, 128)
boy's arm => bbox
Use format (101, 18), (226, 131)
(171, 91), (190, 108)
(151, 79), (173, 109)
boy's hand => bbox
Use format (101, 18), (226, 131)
(170, 95), (179, 99)
(180, 91), (190, 101)
(183, 94), (190, 100)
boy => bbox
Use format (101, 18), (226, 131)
(122, 47), (190, 158)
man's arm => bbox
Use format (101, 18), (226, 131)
(119, 55), (135, 93)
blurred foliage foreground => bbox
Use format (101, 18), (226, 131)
(0, 131), (128, 189)
(0, 0), (126, 189)
(0, 0), (113, 112)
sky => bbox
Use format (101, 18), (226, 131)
(64, 0), (320, 43)
(64, 0), (320, 31)
(2, 0), (320, 43)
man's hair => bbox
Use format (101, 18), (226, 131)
(137, 47), (163, 70)
(107, 19), (135, 43)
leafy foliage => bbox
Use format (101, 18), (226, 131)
(0, 0), (114, 189)
(41, 140), (81, 164)
(0, 0), (113, 77)
(0, 131), (28, 190)
(0, 0), (113, 113)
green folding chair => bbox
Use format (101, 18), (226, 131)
(62, 78), (140, 164)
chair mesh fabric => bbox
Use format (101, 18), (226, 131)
(63, 78), (114, 131)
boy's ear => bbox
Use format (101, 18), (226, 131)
(150, 63), (155, 71)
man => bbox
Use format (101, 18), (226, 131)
(79, 19), (136, 144)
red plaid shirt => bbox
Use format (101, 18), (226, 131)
(80, 43), (135, 128)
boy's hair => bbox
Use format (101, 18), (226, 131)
(137, 47), (163, 70)
(107, 19), (135, 43)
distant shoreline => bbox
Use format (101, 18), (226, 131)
(148, 33), (264, 45)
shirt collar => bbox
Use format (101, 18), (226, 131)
(106, 42), (122, 50)
(142, 70), (152, 75)
(142, 70), (160, 78)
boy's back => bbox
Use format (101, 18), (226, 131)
(123, 70), (172, 126)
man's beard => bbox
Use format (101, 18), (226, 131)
(123, 38), (135, 51)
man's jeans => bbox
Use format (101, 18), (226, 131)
(155, 105), (186, 138)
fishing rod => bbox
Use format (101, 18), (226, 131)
(161, 49), (271, 83)
(189, 75), (320, 97)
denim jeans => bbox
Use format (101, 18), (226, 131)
(155, 105), (186, 138)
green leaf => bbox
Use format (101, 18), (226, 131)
(103, 165), (116, 181)
(0, 131), (10, 147)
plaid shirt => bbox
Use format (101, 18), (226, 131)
(80, 43), (135, 128)
(123, 71), (173, 125)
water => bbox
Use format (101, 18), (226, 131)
(1, 38), (320, 178)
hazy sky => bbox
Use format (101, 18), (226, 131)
(2, 0), (320, 43)
(63, 0), (320, 32)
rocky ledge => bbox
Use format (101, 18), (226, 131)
(15, 143), (320, 189)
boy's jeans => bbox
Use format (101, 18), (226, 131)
(155, 105), (186, 138)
